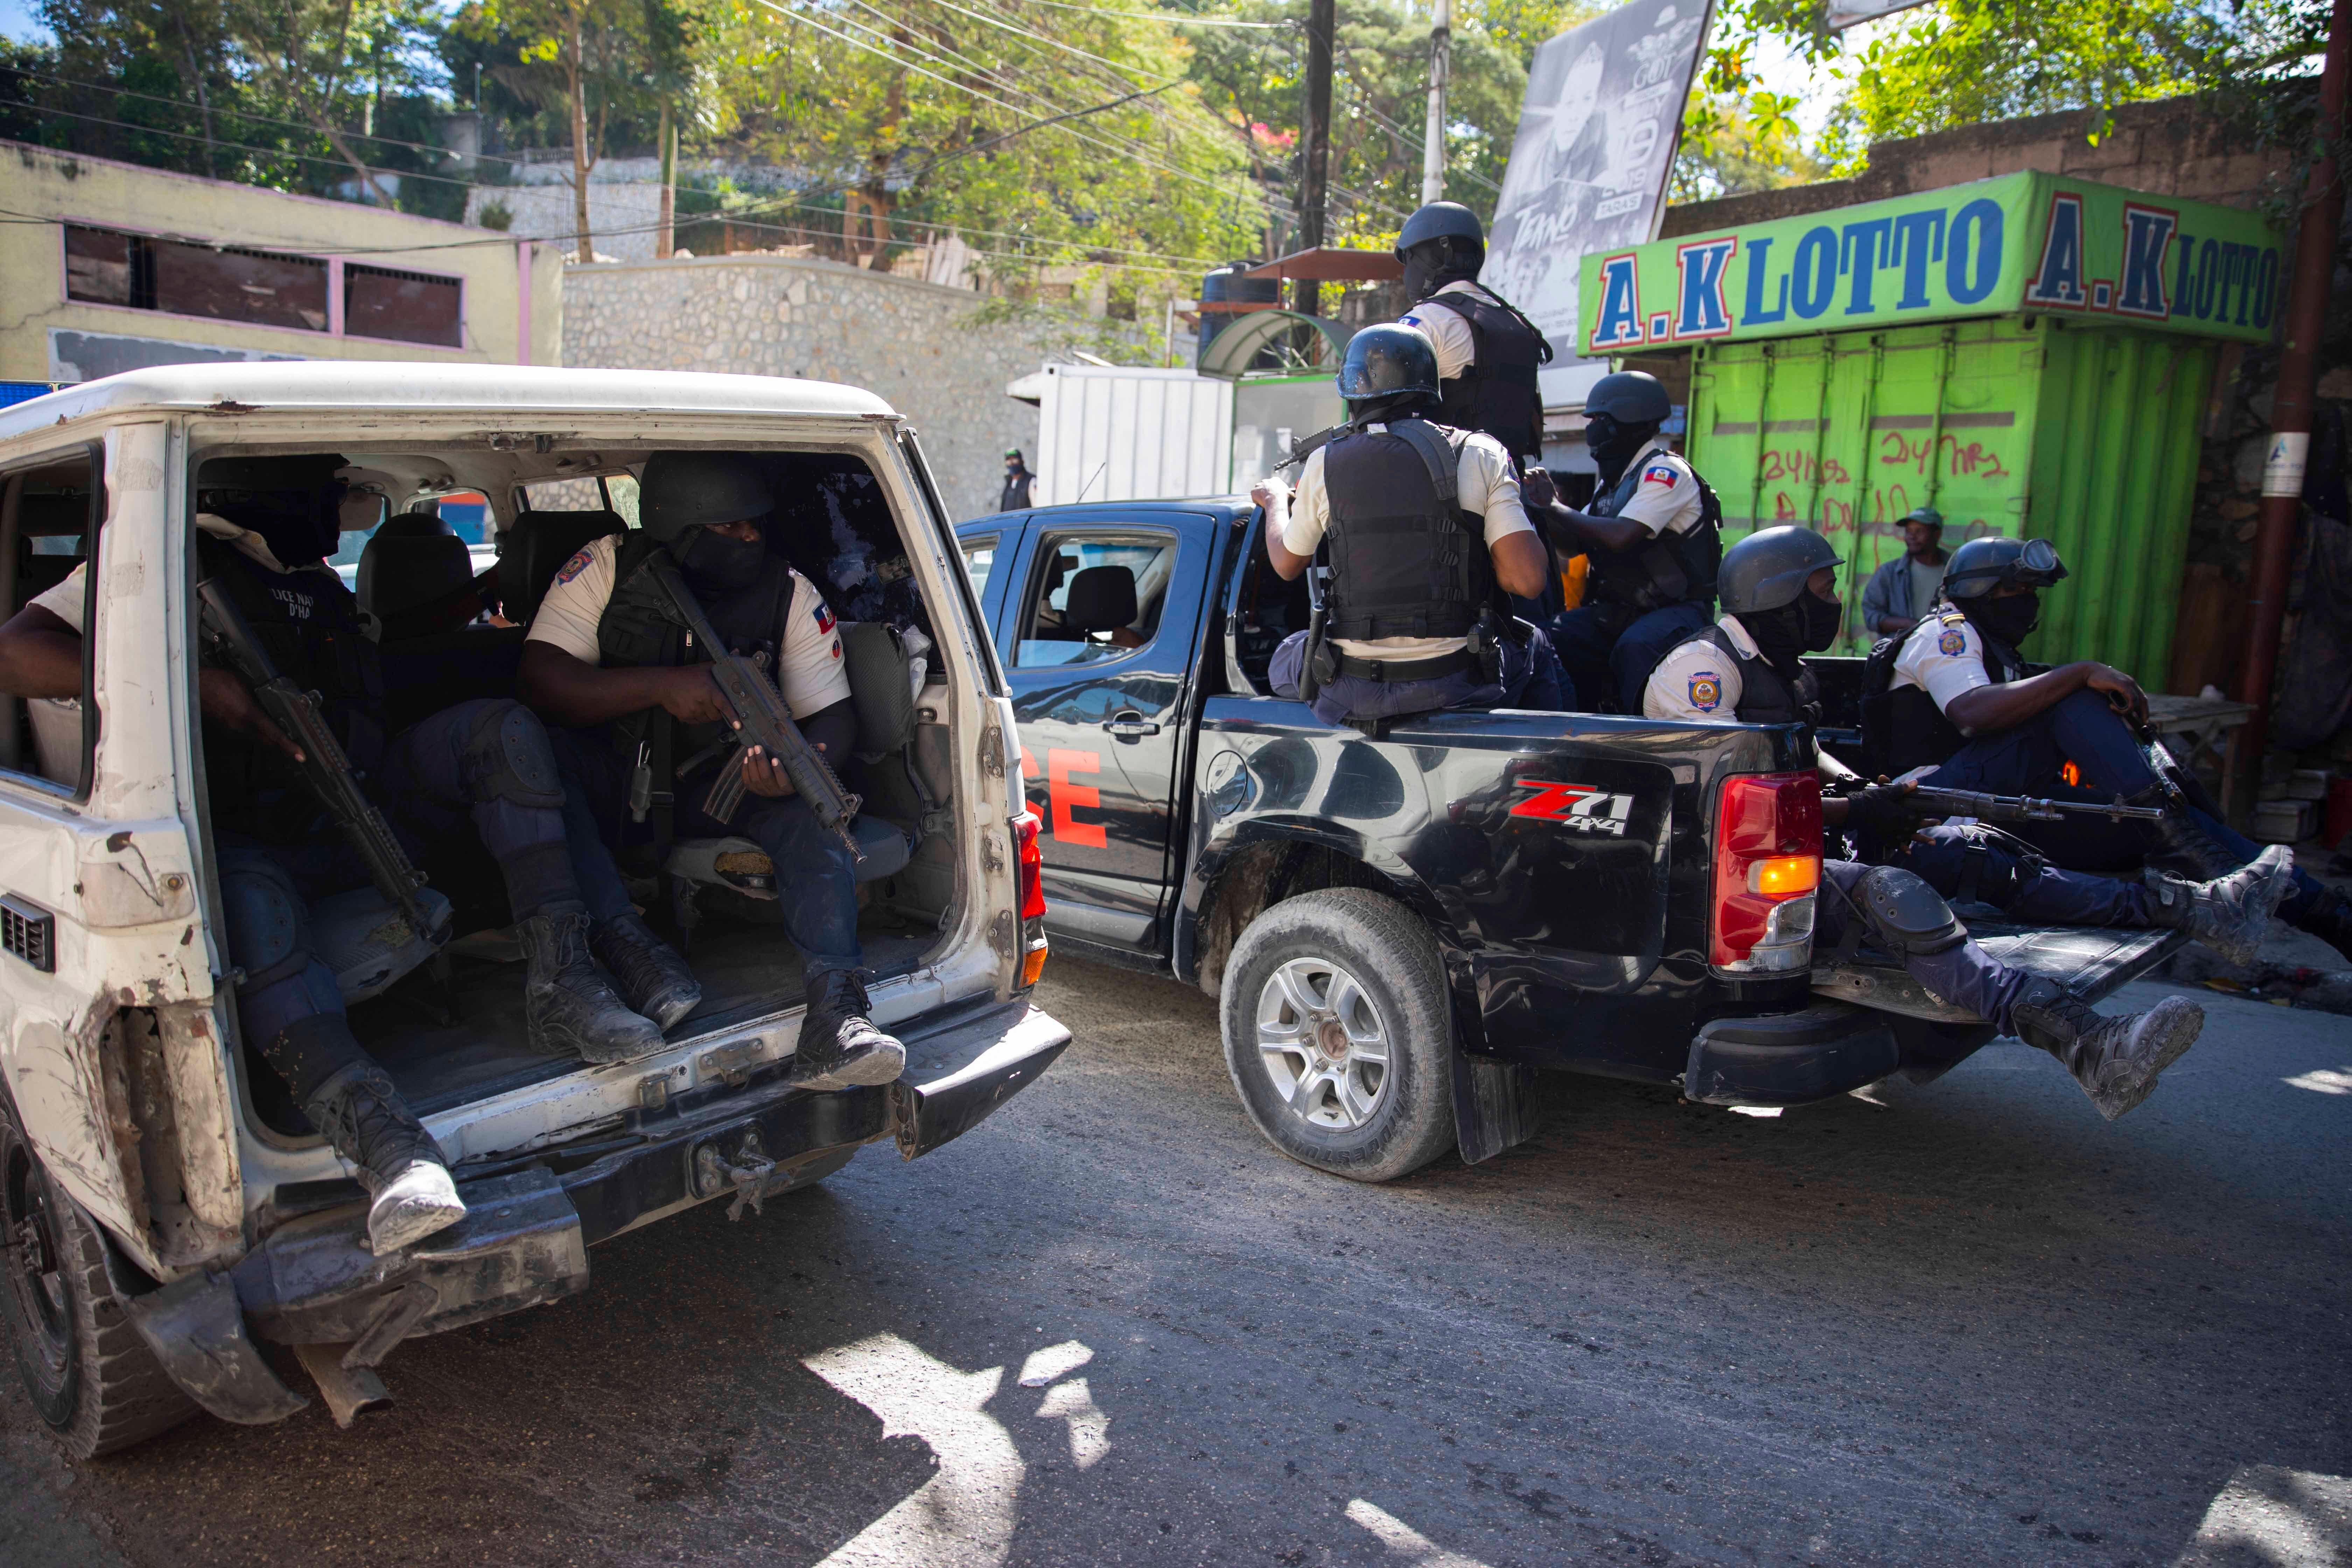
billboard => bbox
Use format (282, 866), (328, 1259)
(1480, 0), (1715, 409)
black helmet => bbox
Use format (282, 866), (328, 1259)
(1717, 526), (1843, 615)
(1337, 323), (1440, 408)
(1395, 201), (1485, 258)
(1941, 535), (2066, 600)
(638, 451), (771, 542)
(1583, 370), (1672, 425)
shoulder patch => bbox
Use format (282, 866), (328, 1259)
(811, 597), (837, 636)
(554, 546), (595, 585)
(1937, 625), (1969, 656)
(1687, 671), (1723, 712)
(1642, 462), (1681, 489)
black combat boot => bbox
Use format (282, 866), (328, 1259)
(2127, 782), (2244, 882)
(264, 1016), (465, 1253)
(2010, 977), (2205, 1121)
(2140, 844), (2296, 967)
(2294, 886), (2352, 965)
(590, 910), (703, 1031)
(518, 904), (665, 1063)
(792, 968), (906, 1091)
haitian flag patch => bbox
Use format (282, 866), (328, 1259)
(1641, 463), (1680, 489)
(811, 599), (837, 635)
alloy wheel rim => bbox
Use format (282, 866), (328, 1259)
(1254, 955), (1392, 1131)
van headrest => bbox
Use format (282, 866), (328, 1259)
(840, 621), (915, 760)
(357, 530), (474, 639)
(1064, 565), (1137, 634)
(502, 510), (626, 629)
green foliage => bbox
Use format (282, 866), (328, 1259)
(1671, 86), (1827, 201)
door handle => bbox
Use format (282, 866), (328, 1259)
(1102, 711), (1161, 737)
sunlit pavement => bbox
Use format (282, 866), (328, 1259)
(5, 960), (2349, 1567)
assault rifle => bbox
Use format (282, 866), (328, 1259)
(1849, 781), (2168, 826)
(194, 578), (442, 942)
(644, 554), (865, 860)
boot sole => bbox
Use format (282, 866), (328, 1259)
(643, 987), (703, 1032)
(368, 1173), (468, 1254)
(529, 1022), (668, 1065)
(792, 1043), (907, 1092)
(2095, 998), (2205, 1121)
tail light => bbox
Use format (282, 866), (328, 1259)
(1711, 771), (1821, 973)
(1015, 810), (1049, 986)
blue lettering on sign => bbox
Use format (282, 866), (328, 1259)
(1791, 226), (1839, 319)
(2116, 203), (2178, 319)
(1674, 236), (1738, 338)
(2023, 192), (2087, 307)
(1590, 253), (1647, 349)
(1840, 217), (1894, 314)
(1744, 236), (1789, 325)
(1948, 198), (2005, 306)
(2174, 229), (2199, 317)
(2193, 237), (2220, 318)
(1889, 209), (1947, 310)
(2253, 247), (2279, 327)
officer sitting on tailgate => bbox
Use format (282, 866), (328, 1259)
(1862, 534), (2352, 961)
(1646, 526), (2296, 967)
(514, 451), (906, 1090)
(1521, 370), (1721, 713)
(1253, 323), (1562, 726)
(0, 456), (668, 1254)
(1392, 201), (1552, 468)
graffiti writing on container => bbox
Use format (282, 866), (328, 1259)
(1877, 430), (2010, 479)
(1758, 449), (1851, 486)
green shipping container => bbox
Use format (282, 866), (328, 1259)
(1577, 172), (2282, 675)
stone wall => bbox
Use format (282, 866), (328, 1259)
(563, 254), (1142, 520)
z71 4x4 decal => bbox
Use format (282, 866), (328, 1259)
(1507, 779), (1637, 836)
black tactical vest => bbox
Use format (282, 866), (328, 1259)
(1684, 624), (1820, 725)
(595, 532), (796, 757)
(1320, 418), (1492, 642)
(1419, 287), (1546, 465)
(1586, 448), (1722, 615)
(1867, 608), (2030, 776)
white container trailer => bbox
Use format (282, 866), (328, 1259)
(1026, 364), (1234, 506)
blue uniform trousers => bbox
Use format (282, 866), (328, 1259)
(550, 726), (862, 981)
(1888, 825), (2149, 926)
(1920, 688), (2325, 918)
(1548, 601), (1709, 713)
(1267, 626), (1565, 725)
(1819, 860), (2036, 1035)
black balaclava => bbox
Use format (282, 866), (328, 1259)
(1741, 589), (1843, 669)
(1960, 590), (2039, 649)
(205, 484), (346, 567)
(1584, 413), (1657, 488)
(672, 522), (766, 595)
(1402, 239), (1478, 302)
(1351, 392), (1434, 428)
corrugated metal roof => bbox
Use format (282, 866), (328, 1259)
(0, 361), (898, 442)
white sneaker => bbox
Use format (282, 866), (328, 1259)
(366, 1161), (467, 1253)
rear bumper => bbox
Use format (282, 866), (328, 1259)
(141, 998), (1069, 1420)
(1683, 1002), (1901, 1107)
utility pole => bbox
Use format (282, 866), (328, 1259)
(1296, 0), (1334, 317)
(1420, 0), (1450, 205)
(2236, 0), (2351, 775)
(657, 104), (677, 260)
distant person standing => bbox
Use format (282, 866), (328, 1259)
(999, 448), (1036, 512)
(1860, 506), (1948, 638)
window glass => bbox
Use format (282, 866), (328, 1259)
(344, 263), (462, 347)
(63, 224), (328, 331)
(1, 452), (99, 792)
(1013, 535), (1174, 668)
(961, 538), (996, 600)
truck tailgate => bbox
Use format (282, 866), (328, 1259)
(1811, 920), (2189, 1023)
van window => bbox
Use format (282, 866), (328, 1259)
(518, 474), (639, 526)
(962, 537), (997, 600)
(0, 450), (102, 793)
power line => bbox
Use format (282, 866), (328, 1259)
(1010, 0), (1293, 25)
(0, 98), (486, 192)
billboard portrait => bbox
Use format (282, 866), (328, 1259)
(1481, 0), (1715, 407)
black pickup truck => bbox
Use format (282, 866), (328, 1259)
(958, 500), (2183, 1181)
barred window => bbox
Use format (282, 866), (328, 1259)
(344, 262), (462, 348)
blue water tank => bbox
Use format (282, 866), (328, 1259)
(1197, 261), (1281, 371)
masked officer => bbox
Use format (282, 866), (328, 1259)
(516, 451), (906, 1090)
(1648, 526), (2294, 964)
(1523, 370), (1721, 712)
(999, 448), (1035, 512)
(0, 456), (666, 1254)
(1392, 201), (1553, 468)
(1865, 534), (2351, 961)
(1253, 324), (1560, 726)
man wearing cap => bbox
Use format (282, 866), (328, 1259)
(1859, 506), (1948, 639)
(999, 448), (1036, 512)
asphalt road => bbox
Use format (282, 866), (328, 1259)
(5, 959), (2350, 1568)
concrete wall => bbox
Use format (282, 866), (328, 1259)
(0, 139), (563, 383)
(564, 253), (1141, 520)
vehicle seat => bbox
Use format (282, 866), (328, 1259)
(501, 509), (626, 629)
(358, 514), (478, 642)
(1064, 565), (1136, 636)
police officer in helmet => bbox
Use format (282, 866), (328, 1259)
(517, 451), (908, 1090)
(1647, 526), (2292, 971)
(1392, 201), (1552, 468)
(1867, 533), (2352, 961)
(1522, 369), (1721, 712)
(1255, 323), (1562, 725)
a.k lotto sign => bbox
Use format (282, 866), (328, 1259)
(1577, 171), (2283, 353)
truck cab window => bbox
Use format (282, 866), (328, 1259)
(0, 452), (101, 791)
(1015, 535), (1173, 668)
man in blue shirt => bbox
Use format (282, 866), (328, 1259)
(1860, 506), (1948, 640)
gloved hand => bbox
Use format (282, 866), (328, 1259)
(1841, 781), (1921, 846)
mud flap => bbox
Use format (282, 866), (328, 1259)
(1452, 1052), (1539, 1166)
(121, 1268), (310, 1426)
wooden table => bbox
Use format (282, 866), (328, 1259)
(2145, 694), (2257, 811)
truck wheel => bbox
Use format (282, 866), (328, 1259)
(1222, 888), (1456, 1183)
(0, 1112), (198, 1457)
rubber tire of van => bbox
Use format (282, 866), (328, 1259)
(0, 1106), (199, 1458)
(1221, 888), (1456, 1183)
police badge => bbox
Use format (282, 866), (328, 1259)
(1937, 628), (1968, 656)
(1688, 672), (1722, 712)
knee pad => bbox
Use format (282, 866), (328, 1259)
(219, 855), (312, 992)
(465, 700), (565, 810)
(1849, 865), (1967, 957)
